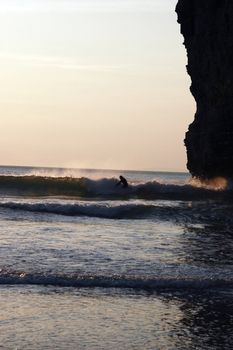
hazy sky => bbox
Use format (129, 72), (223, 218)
(0, 0), (195, 171)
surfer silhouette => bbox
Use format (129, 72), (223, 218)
(116, 175), (128, 188)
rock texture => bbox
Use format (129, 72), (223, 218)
(176, 0), (233, 179)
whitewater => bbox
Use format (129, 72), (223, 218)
(0, 165), (233, 349)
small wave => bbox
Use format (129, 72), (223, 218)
(2, 199), (233, 223)
(0, 270), (232, 290)
(0, 175), (230, 200)
(0, 201), (157, 219)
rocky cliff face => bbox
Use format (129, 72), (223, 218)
(176, 0), (233, 179)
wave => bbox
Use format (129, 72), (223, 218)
(0, 270), (232, 290)
(0, 201), (158, 219)
(0, 175), (230, 200)
(2, 197), (233, 222)
(0, 175), (85, 196)
(2, 199), (232, 222)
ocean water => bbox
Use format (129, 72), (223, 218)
(0, 165), (233, 349)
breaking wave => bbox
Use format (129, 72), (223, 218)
(0, 175), (230, 200)
(0, 201), (157, 219)
(2, 199), (233, 224)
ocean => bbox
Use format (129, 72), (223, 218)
(0, 165), (233, 349)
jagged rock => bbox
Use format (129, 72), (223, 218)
(176, 0), (233, 179)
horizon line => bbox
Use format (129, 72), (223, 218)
(0, 163), (188, 174)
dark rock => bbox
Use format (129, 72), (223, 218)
(176, 0), (233, 179)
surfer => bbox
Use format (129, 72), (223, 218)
(116, 175), (128, 188)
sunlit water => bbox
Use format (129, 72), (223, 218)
(0, 166), (233, 349)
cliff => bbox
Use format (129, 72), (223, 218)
(176, 0), (233, 179)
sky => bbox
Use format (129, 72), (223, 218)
(0, 0), (195, 171)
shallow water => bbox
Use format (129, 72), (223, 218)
(0, 166), (232, 349)
(1, 286), (233, 350)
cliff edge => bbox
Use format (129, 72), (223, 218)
(176, 0), (233, 179)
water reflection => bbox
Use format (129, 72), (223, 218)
(160, 289), (233, 350)
(0, 285), (233, 350)
(160, 203), (233, 349)
(179, 221), (233, 266)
